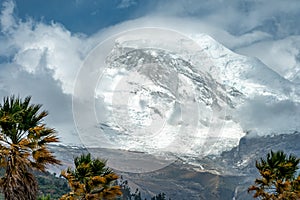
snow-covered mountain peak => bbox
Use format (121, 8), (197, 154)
(78, 30), (300, 163)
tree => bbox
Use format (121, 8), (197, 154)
(60, 153), (122, 200)
(38, 194), (51, 200)
(0, 96), (61, 200)
(248, 150), (300, 199)
(117, 177), (142, 200)
(151, 193), (168, 200)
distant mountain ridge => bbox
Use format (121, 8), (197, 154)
(49, 132), (300, 200)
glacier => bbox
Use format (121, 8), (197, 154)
(74, 29), (300, 164)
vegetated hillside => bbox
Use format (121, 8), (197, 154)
(35, 171), (70, 199)
(6, 132), (296, 200)
(0, 168), (69, 200)
(118, 132), (300, 200)
(118, 161), (241, 200)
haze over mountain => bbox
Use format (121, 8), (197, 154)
(1, 1), (300, 199)
(79, 29), (300, 160)
(0, 0), (300, 161)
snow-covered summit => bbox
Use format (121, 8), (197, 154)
(91, 31), (300, 159)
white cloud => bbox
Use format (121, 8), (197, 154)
(117, 0), (137, 9)
(0, 0), (15, 32)
(4, 21), (89, 93)
(0, 62), (81, 144)
(236, 36), (300, 82)
(1, 0), (300, 146)
(146, 0), (300, 81)
(151, 0), (300, 34)
(0, 0), (90, 144)
(236, 96), (300, 136)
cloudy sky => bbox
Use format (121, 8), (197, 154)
(0, 0), (300, 144)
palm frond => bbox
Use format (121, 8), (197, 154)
(0, 96), (61, 199)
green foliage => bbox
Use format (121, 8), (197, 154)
(36, 171), (70, 199)
(117, 177), (171, 200)
(256, 151), (299, 180)
(60, 153), (121, 200)
(38, 194), (51, 200)
(248, 150), (300, 199)
(0, 96), (60, 200)
(151, 193), (170, 200)
(0, 168), (69, 199)
(117, 177), (142, 200)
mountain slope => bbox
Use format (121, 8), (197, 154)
(84, 31), (300, 162)
(48, 132), (300, 200)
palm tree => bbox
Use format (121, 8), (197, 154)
(0, 96), (61, 200)
(248, 150), (300, 199)
(60, 153), (122, 200)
